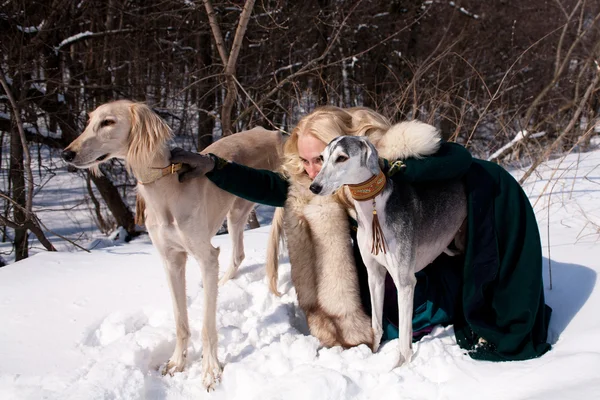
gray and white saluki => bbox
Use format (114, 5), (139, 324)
(309, 135), (466, 367)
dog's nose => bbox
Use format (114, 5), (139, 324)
(309, 183), (322, 194)
(62, 150), (76, 162)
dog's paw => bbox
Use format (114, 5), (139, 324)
(396, 346), (414, 368)
(161, 358), (185, 376)
(161, 350), (187, 376)
(201, 357), (223, 391)
(372, 328), (383, 352)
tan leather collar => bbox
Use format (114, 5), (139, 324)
(137, 163), (183, 185)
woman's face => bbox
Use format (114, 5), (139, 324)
(298, 134), (327, 180)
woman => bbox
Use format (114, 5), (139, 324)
(171, 106), (552, 361)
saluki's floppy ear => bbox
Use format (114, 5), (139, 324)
(127, 102), (173, 171)
(361, 137), (380, 173)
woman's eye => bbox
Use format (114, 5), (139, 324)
(100, 119), (115, 128)
(317, 155), (324, 163)
(335, 155), (348, 163)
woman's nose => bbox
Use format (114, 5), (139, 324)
(306, 164), (321, 180)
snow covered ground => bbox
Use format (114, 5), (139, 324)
(1, 147), (599, 399)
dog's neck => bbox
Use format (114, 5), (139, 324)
(347, 170), (387, 201)
(129, 145), (178, 185)
(348, 168), (391, 256)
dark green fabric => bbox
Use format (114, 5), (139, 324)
(453, 159), (551, 361)
(206, 158), (289, 207)
(392, 142), (473, 183)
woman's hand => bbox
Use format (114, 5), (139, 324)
(170, 147), (216, 182)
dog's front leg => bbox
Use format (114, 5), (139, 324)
(389, 267), (417, 367)
(363, 257), (387, 352)
(158, 248), (190, 375)
(190, 244), (223, 391)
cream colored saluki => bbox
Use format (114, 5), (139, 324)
(63, 100), (282, 390)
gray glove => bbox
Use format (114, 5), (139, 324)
(170, 147), (216, 182)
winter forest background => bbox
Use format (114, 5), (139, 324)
(1, 0), (599, 263)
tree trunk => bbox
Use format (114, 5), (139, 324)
(203, 0), (256, 136)
(90, 173), (136, 234)
(197, 32), (215, 150)
(9, 123), (28, 260)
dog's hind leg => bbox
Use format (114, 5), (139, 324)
(219, 198), (254, 286)
(159, 248), (190, 375)
(189, 243), (223, 391)
(363, 257), (388, 352)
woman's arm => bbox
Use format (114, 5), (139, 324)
(205, 154), (289, 207)
(170, 148), (289, 207)
(387, 142), (472, 182)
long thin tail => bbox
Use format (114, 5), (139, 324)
(265, 207), (285, 296)
(135, 192), (146, 226)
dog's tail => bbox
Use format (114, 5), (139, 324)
(265, 207), (285, 296)
(135, 192), (146, 226)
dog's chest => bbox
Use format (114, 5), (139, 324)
(354, 194), (399, 268)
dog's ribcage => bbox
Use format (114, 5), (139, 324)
(357, 179), (466, 273)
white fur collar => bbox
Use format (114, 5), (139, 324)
(376, 120), (441, 161)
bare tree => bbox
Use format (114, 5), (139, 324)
(203, 0), (256, 136)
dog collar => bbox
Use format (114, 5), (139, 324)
(137, 163), (183, 185)
(348, 170), (387, 201)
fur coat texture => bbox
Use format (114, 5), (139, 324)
(281, 121), (441, 348)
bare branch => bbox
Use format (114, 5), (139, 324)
(0, 194), (56, 252)
(519, 59), (600, 183)
(232, 75), (283, 132)
(203, 0), (229, 65)
(55, 29), (136, 51)
(225, 0), (256, 77)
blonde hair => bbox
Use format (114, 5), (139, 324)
(282, 106), (391, 182)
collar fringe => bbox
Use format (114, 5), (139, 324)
(370, 202), (388, 255)
(348, 170), (386, 201)
(348, 171), (388, 255)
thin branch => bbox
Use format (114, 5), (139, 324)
(220, 0), (256, 135)
(519, 59), (600, 183)
(554, 0), (583, 74)
(225, 0), (256, 77)
(203, 0), (229, 65)
(0, 206), (56, 252)
(464, 24), (566, 147)
(236, 0), (436, 126)
(232, 75), (283, 132)
(55, 28), (136, 51)
(490, 9), (600, 154)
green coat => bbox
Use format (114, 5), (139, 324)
(206, 143), (551, 361)
(454, 159), (551, 361)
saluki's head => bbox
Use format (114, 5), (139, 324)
(310, 136), (380, 196)
(62, 100), (173, 172)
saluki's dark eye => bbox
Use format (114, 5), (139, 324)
(335, 155), (348, 163)
(100, 119), (115, 128)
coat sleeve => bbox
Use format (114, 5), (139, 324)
(205, 154), (289, 207)
(388, 142), (472, 183)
